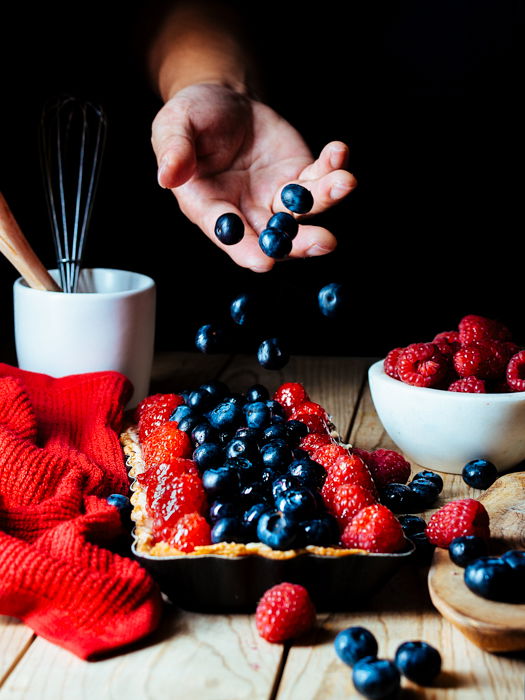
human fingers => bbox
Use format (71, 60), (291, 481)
(271, 168), (357, 217)
(151, 106), (197, 189)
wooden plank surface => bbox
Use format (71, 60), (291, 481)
(1, 354), (525, 699)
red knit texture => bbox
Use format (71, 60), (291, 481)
(0, 364), (162, 660)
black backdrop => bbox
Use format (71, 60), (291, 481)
(2, 1), (524, 363)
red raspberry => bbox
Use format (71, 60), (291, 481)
(426, 499), (490, 548)
(161, 512), (212, 553)
(137, 458), (198, 488)
(147, 471), (207, 532)
(453, 343), (493, 379)
(299, 432), (333, 452)
(322, 453), (376, 506)
(273, 383), (310, 417)
(384, 347), (404, 379)
(290, 401), (328, 422)
(311, 443), (348, 469)
(507, 350), (525, 392)
(331, 483), (377, 526)
(397, 343), (449, 388)
(433, 330), (460, 349)
(138, 394), (184, 443)
(354, 448), (411, 489)
(255, 583), (316, 643)
(448, 377), (486, 393)
(142, 422), (193, 468)
(134, 393), (181, 422)
(458, 314), (512, 345)
(341, 504), (406, 553)
(295, 413), (329, 434)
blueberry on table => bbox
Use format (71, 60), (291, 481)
(352, 657), (401, 699)
(195, 323), (227, 354)
(461, 459), (498, 490)
(266, 211), (299, 238)
(448, 535), (488, 568)
(214, 212), (245, 245)
(280, 183), (314, 214)
(258, 228), (293, 259)
(408, 478), (439, 510)
(334, 626), (378, 667)
(379, 483), (416, 514)
(256, 510), (298, 549)
(502, 550), (525, 599)
(394, 640), (442, 686)
(411, 470), (444, 494)
(397, 514), (427, 538)
(318, 283), (346, 319)
(257, 337), (290, 370)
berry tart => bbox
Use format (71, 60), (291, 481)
(120, 381), (414, 611)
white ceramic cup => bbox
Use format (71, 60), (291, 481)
(13, 268), (156, 408)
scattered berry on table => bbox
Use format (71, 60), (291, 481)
(334, 626), (378, 667)
(258, 228), (293, 258)
(461, 459), (498, 490)
(318, 282), (346, 319)
(379, 483), (416, 514)
(341, 504), (407, 553)
(448, 535), (488, 567)
(214, 212), (245, 245)
(280, 183), (314, 214)
(397, 514), (426, 538)
(255, 582), (316, 643)
(394, 640), (442, 686)
(257, 337), (290, 370)
(426, 499), (490, 548)
(463, 556), (516, 602)
(266, 211), (299, 238)
(352, 657), (401, 700)
(195, 323), (227, 354)
(407, 478), (440, 510)
(411, 470), (443, 493)
(410, 531), (436, 564)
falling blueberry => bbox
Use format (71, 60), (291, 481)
(281, 183), (314, 214)
(195, 323), (227, 353)
(257, 338), (289, 370)
(230, 292), (258, 326)
(214, 213), (245, 245)
(318, 282), (346, 318)
(258, 228), (293, 259)
(266, 212), (299, 239)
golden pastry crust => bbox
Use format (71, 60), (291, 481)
(120, 425), (367, 559)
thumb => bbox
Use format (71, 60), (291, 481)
(152, 108), (197, 189)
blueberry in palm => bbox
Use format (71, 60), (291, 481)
(280, 183), (314, 214)
(214, 213), (245, 245)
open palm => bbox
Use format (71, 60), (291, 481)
(152, 83), (356, 271)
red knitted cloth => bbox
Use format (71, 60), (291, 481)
(0, 363), (162, 659)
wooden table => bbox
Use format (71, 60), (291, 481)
(1, 353), (524, 699)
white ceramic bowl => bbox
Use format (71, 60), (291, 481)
(368, 359), (525, 474)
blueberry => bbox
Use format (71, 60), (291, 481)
(258, 228), (293, 259)
(261, 439), (293, 470)
(230, 293), (258, 326)
(191, 422), (218, 446)
(262, 423), (288, 443)
(257, 337), (289, 370)
(293, 448), (310, 461)
(170, 404), (193, 423)
(224, 456), (259, 485)
(260, 467), (279, 486)
(187, 388), (214, 413)
(334, 626), (378, 667)
(195, 323), (227, 353)
(193, 442), (223, 470)
(394, 641), (441, 686)
(245, 383), (270, 402)
(266, 399), (286, 419)
(256, 510), (298, 549)
(223, 393), (246, 408)
(244, 401), (272, 429)
(379, 483), (416, 513)
(199, 380), (229, 401)
(243, 502), (270, 535)
(352, 657), (400, 700)
(464, 556), (512, 601)
(208, 400), (244, 430)
(177, 413), (202, 434)
(272, 475), (300, 500)
(286, 419), (309, 445)
(235, 427), (260, 441)
(302, 514), (339, 546)
(408, 479), (440, 510)
(209, 500), (239, 523)
(211, 516), (247, 543)
(411, 470), (444, 494)
(240, 481), (271, 505)
(106, 493), (132, 513)
(448, 535), (488, 568)
(225, 437), (258, 461)
(462, 459), (498, 490)
(280, 183), (314, 214)
(266, 211), (299, 238)
(410, 531), (435, 565)
(318, 282), (346, 319)
(502, 550), (525, 599)
(201, 467), (240, 498)
(288, 458), (326, 489)
(397, 514), (427, 537)
(275, 488), (317, 521)
(214, 212), (245, 245)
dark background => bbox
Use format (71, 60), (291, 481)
(2, 1), (524, 364)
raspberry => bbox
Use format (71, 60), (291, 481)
(142, 422), (193, 468)
(448, 377), (486, 393)
(294, 413), (329, 434)
(384, 348), (404, 379)
(458, 314), (512, 345)
(138, 394), (184, 443)
(507, 350), (525, 392)
(137, 458), (198, 489)
(255, 583), (316, 643)
(311, 443), (348, 469)
(134, 393), (181, 422)
(453, 344), (493, 379)
(397, 343), (449, 388)
(425, 499), (490, 548)
(290, 401), (328, 422)
(341, 504), (406, 553)
(354, 448), (411, 489)
(332, 483), (377, 526)
(322, 453), (376, 506)
(433, 330), (460, 350)
(273, 383), (310, 417)
(299, 432), (333, 452)
(147, 471), (207, 532)
(161, 512), (212, 553)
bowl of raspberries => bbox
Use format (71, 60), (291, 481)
(369, 314), (525, 474)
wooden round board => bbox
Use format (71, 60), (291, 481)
(428, 472), (525, 653)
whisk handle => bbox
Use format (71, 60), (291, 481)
(0, 192), (61, 292)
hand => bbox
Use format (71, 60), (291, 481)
(151, 83), (357, 272)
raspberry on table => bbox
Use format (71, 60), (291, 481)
(142, 422), (193, 467)
(384, 347), (404, 379)
(458, 314), (512, 345)
(448, 377), (486, 393)
(162, 512), (212, 552)
(273, 382), (310, 416)
(341, 503), (407, 553)
(255, 582), (316, 643)
(425, 498), (490, 548)
(138, 393), (185, 443)
(397, 343), (449, 388)
(331, 483), (377, 526)
(506, 350), (525, 392)
(353, 448), (411, 489)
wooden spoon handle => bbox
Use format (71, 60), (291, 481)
(0, 192), (61, 292)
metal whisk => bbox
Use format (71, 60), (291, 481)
(40, 96), (107, 293)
